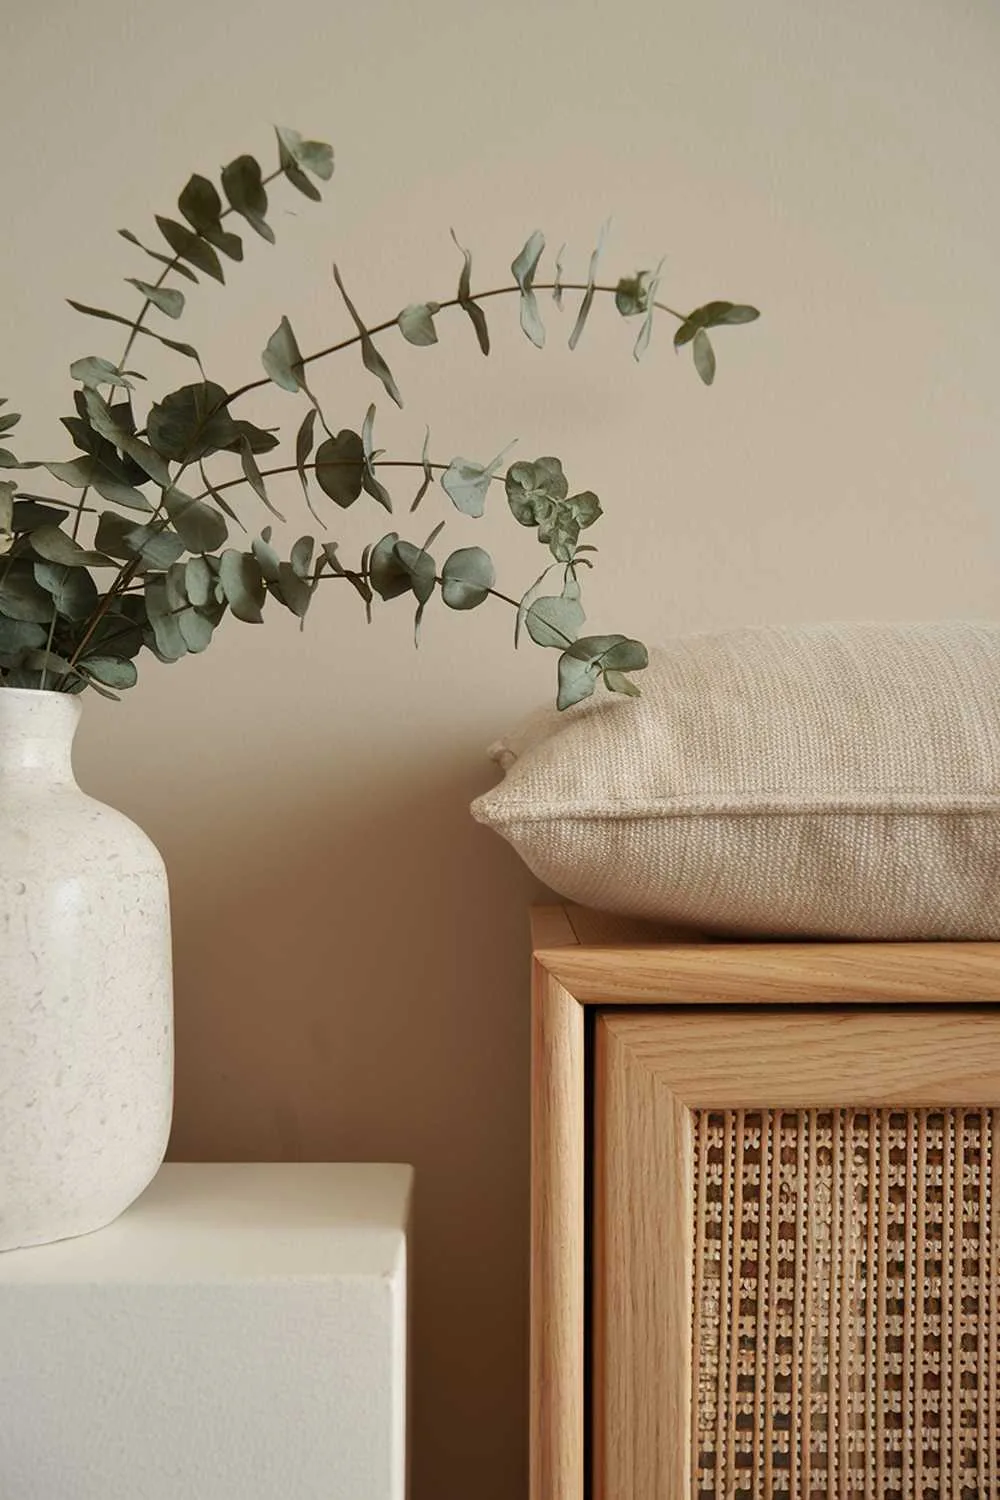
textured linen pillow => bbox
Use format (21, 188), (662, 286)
(471, 621), (1000, 939)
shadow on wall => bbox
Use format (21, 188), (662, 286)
(165, 754), (542, 1500)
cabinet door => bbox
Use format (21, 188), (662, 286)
(593, 1009), (1000, 1500)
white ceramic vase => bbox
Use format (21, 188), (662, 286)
(0, 689), (172, 1251)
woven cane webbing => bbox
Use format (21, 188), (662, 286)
(692, 1110), (1000, 1498)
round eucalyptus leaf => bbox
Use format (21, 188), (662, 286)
(692, 328), (716, 386)
(177, 608), (214, 653)
(369, 533), (411, 602)
(163, 488), (228, 554)
(0, 563), (64, 622)
(221, 155), (274, 244)
(505, 457), (568, 525)
(79, 657), (138, 690)
(712, 303), (759, 325)
(563, 634), (648, 674)
(144, 577), (188, 662)
(218, 549), (266, 624)
(185, 555), (213, 609)
(0, 618), (46, 653)
(274, 562), (312, 618)
(603, 669), (641, 697)
(525, 593), (585, 649)
(83, 611), (144, 661)
(17, 502), (70, 535)
(251, 531), (281, 584)
(33, 561), (99, 621)
(155, 216), (225, 283)
(614, 273), (654, 318)
(69, 356), (135, 391)
(556, 652), (600, 711)
(30, 525), (117, 569)
(315, 431), (364, 508)
(125, 280), (185, 319)
(290, 535), (315, 580)
(441, 443), (514, 518)
(276, 127), (334, 183)
(178, 174), (223, 237)
(440, 547), (495, 610)
(393, 540), (436, 605)
(397, 304), (440, 346)
(164, 561), (189, 614)
(146, 381), (239, 461)
(261, 316), (303, 393)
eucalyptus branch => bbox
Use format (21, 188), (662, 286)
(190, 457), (452, 506)
(0, 127), (757, 710)
(118, 167), (284, 369)
(63, 556), (144, 671)
(223, 283), (688, 409)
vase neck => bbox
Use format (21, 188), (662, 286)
(0, 690), (81, 785)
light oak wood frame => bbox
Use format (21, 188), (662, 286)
(529, 904), (1000, 1500)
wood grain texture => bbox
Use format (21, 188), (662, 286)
(530, 963), (585, 1500)
(602, 1009), (1000, 1108)
(532, 903), (1000, 1005)
(539, 940), (1000, 1005)
(559, 903), (705, 948)
(600, 1015), (1000, 1498)
(528, 906), (1000, 1500)
(593, 1016), (692, 1500)
(529, 904), (581, 951)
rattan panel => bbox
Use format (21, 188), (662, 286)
(692, 1110), (1000, 1499)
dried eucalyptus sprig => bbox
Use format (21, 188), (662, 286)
(0, 127), (758, 709)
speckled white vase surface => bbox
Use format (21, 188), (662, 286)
(0, 689), (172, 1251)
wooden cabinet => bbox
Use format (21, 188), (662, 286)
(530, 904), (1000, 1500)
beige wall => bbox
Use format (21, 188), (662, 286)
(4, 0), (999, 1493)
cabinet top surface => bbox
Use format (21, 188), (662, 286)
(0, 1164), (413, 1285)
(530, 904), (1000, 1005)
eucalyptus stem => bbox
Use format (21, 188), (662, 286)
(61, 163), (297, 677)
(119, 167), (284, 369)
(305, 562), (575, 647)
(38, 592), (62, 692)
(190, 457), (451, 506)
(223, 282), (686, 409)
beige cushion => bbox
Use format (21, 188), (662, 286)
(471, 621), (1000, 939)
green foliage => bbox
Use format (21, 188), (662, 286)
(146, 382), (239, 460)
(221, 156), (274, 244)
(262, 317), (304, 393)
(333, 266), (402, 408)
(441, 547), (494, 610)
(557, 635), (649, 710)
(315, 430), (365, 508)
(505, 457), (602, 562)
(511, 231), (546, 349)
(673, 300), (759, 385)
(397, 303), (439, 346)
(0, 129), (759, 707)
(441, 446), (514, 519)
(450, 230), (490, 355)
(569, 220), (609, 351)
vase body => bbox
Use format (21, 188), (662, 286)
(0, 690), (172, 1251)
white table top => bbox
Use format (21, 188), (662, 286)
(0, 1163), (413, 1283)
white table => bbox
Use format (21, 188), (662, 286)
(0, 1162), (412, 1499)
